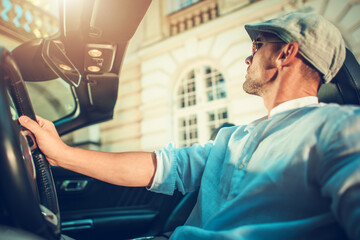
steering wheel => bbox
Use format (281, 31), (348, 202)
(0, 47), (61, 239)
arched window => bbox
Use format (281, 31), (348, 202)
(175, 65), (229, 147)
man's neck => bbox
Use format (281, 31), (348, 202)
(262, 73), (319, 118)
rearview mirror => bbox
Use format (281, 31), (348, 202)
(11, 38), (81, 87)
(42, 39), (81, 87)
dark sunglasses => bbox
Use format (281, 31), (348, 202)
(252, 40), (284, 56)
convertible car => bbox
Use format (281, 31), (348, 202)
(0, 0), (359, 240)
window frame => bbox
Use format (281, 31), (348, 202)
(173, 62), (229, 146)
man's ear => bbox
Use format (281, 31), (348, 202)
(276, 41), (299, 66)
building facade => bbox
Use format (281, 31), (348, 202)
(98, 0), (360, 152)
(0, 0), (58, 50)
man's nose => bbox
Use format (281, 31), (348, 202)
(245, 55), (252, 65)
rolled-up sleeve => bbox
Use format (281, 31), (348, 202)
(148, 141), (214, 195)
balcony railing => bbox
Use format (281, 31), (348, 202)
(168, 0), (218, 36)
(0, 0), (58, 42)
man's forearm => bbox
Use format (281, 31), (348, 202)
(59, 146), (157, 187)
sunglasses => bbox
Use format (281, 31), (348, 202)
(252, 40), (284, 56)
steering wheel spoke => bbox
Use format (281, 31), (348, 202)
(40, 204), (59, 228)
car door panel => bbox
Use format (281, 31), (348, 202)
(52, 167), (184, 240)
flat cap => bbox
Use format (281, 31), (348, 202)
(245, 12), (346, 83)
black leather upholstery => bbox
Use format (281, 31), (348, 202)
(318, 49), (360, 105)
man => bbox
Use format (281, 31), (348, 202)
(20, 12), (360, 239)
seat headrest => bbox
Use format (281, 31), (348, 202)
(318, 48), (360, 105)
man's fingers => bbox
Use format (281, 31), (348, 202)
(19, 115), (42, 134)
(35, 115), (45, 122)
(35, 115), (49, 128)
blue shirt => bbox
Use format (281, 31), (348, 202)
(150, 97), (360, 240)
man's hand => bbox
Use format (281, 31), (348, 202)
(19, 115), (68, 166)
(19, 115), (156, 187)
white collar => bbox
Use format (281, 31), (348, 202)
(269, 96), (319, 118)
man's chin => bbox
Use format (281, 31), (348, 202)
(243, 82), (260, 96)
(244, 89), (259, 96)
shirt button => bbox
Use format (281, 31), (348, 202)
(238, 163), (244, 170)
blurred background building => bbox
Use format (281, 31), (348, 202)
(1, 0), (360, 152)
(103, 0), (360, 152)
(0, 0), (58, 49)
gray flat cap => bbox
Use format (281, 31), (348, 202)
(245, 12), (346, 83)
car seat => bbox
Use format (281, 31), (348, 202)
(318, 48), (360, 105)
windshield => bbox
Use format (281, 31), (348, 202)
(25, 78), (76, 121)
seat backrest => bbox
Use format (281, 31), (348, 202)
(318, 48), (360, 105)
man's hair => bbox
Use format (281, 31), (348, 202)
(300, 56), (322, 85)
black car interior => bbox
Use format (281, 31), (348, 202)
(318, 49), (360, 105)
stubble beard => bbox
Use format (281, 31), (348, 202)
(243, 74), (263, 96)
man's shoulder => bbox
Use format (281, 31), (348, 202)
(283, 103), (360, 131)
(306, 103), (360, 132)
(308, 103), (360, 117)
